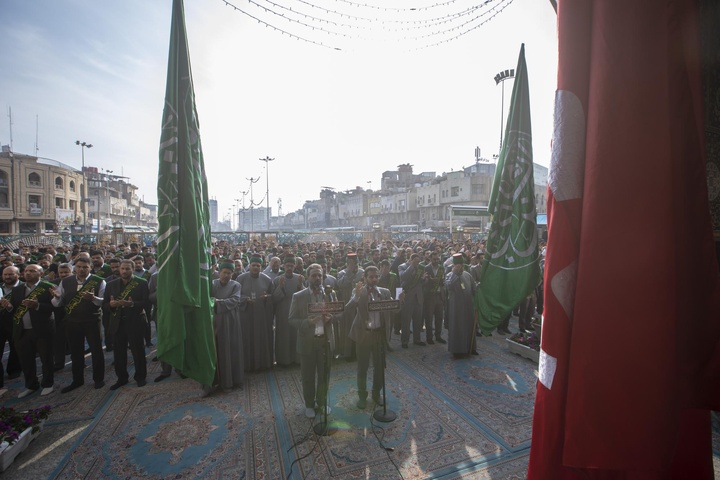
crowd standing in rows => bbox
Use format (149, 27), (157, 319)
(0, 236), (544, 413)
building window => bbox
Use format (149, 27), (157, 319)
(69, 199), (77, 210)
(69, 180), (76, 192)
(55, 177), (64, 190)
(0, 222), (9, 234)
(45, 222), (54, 232)
(28, 172), (41, 187)
(56, 197), (65, 208)
(451, 186), (460, 197)
(28, 194), (42, 210)
(19, 222), (37, 234)
(472, 184), (487, 195)
(0, 171), (8, 208)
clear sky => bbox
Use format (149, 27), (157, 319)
(0, 0), (557, 222)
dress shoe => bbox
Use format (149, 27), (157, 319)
(401, 344), (408, 349)
(304, 407), (315, 419)
(471, 350), (479, 356)
(136, 379), (147, 387)
(495, 329), (506, 336)
(54, 364), (65, 372)
(356, 397), (367, 409)
(426, 338), (435, 345)
(94, 380), (105, 389)
(41, 386), (54, 396)
(525, 325), (535, 332)
(18, 388), (37, 399)
(7, 372), (21, 380)
(413, 341), (427, 347)
(154, 373), (170, 383)
(500, 327), (513, 335)
(61, 382), (83, 394)
(109, 380), (128, 391)
(435, 337), (447, 344)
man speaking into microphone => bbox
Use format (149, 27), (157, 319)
(289, 264), (336, 419)
(346, 266), (394, 409)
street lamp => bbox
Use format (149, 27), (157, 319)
(493, 69), (515, 153)
(259, 157), (274, 230)
(75, 140), (93, 233)
(246, 176), (260, 232)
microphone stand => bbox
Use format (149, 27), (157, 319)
(314, 309), (337, 436)
(373, 319), (397, 423)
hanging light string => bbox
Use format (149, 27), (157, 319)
(218, 0), (514, 50)
(219, 0), (343, 49)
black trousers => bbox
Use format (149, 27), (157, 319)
(66, 320), (105, 384)
(16, 328), (54, 389)
(0, 318), (22, 385)
(423, 292), (444, 340)
(299, 336), (330, 408)
(52, 311), (68, 368)
(101, 309), (114, 349)
(356, 330), (384, 398)
(113, 315), (147, 383)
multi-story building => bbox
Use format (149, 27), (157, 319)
(0, 147), (157, 236)
(0, 147), (84, 234)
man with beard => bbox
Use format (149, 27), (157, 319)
(3, 264), (56, 397)
(263, 256), (282, 281)
(236, 255), (274, 372)
(0, 266), (23, 389)
(347, 266), (393, 408)
(90, 250), (112, 278)
(272, 255), (305, 367)
(51, 257), (106, 392)
(336, 253), (364, 360)
(445, 254), (478, 356)
(104, 260), (149, 389)
(209, 262), (244, 392)
(52, 263), (72, 370)
(289, 264), (335, 418)
(423, 251), (446, 345)
(398, 253), (428, 348)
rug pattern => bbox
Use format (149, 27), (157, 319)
(1, 318), (719, 479)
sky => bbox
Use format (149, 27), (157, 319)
(0, 0), (558, 224)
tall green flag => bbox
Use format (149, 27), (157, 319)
(156, 0), (216, 386)
(475, 44), (541, 335)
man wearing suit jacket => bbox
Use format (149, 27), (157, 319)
(104, 260), (150, 390)
(1, 264), (56, 398)
(347, 266), (392, 409)
(289, 263), (335, 419)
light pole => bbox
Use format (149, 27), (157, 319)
(246, 176), (260, 232)
(75, 140), (93, 233)
(493, 69), (515, 153)
(259, 156), (274, 230)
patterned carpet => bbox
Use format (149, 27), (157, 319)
(0, 319), (718, 479)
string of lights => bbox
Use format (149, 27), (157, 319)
(219, 0), (343, 49)
(218, 0), (514, 51)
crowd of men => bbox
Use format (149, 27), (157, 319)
(0, 236), (544, 415)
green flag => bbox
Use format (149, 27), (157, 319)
(156, 0), (216, 386)
(475, 44), (541, 335)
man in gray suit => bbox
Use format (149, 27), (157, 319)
(289, 264), (336, 419)
(346, 266), (393, 409)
